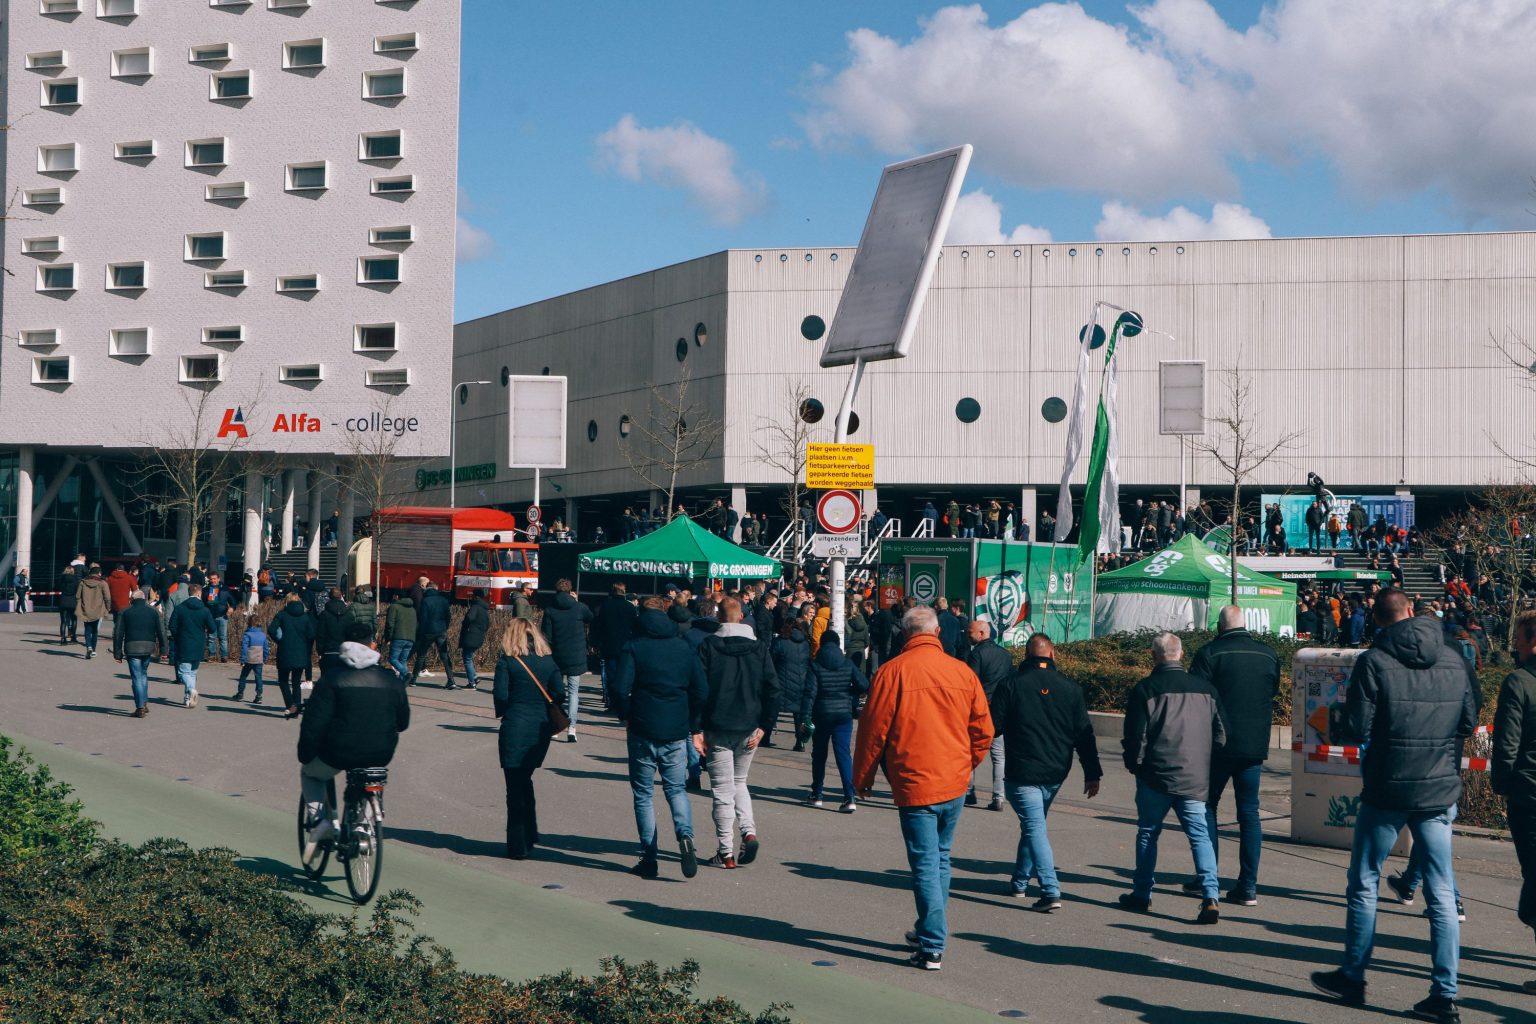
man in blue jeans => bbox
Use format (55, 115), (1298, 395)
(1313, 589), (1477, 1024)
(1182, 607), (1280, 906)
(1119, 632), (1225, 925)
(990, 633), (1102, 912)
(613, 596), (708, 879)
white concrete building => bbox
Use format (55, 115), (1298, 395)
(0, 0), (460, 585)
(449, 232), (1536, 541)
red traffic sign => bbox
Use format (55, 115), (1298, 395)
(526, 505), (541, 524)
(816, 489), (861, 535)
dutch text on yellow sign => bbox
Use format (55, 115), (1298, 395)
(806, 443), (875, 490)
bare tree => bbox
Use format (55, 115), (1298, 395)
(1434, 483), (1536, 648)
(334, 391), (421, 600)
(620, 366), (725, 518)
(1189, 364), (1305, 603)
(751, 379), (825, 559)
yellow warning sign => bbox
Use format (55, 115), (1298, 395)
(806, 443), (875, 490)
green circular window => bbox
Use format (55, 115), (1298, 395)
(1042, 397), (1068, 423)
(846, 411), (861, 435)
(955, 398), (981, 423)
(587, 419), (598, 443)
(799, 398), (825, 423)
(675, 337), (688, 362)
(500, 366), (510, 386)
(457, 384), (469, 405)
(801, 315), (826, 341)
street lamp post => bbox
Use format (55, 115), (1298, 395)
(449, 379), (492, 509)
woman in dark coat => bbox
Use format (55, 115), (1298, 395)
(800, 631), (869, 811)
(272, 595), (317, 718)
(458, 589), (491, 691)
(493, 617), (566, 859)
(767, 623), (811, 749)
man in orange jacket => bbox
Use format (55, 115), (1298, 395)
(854, 604), (994, 971)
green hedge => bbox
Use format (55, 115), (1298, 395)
(0, 736), (99, 869)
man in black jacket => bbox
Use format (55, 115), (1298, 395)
(458, 589), (490, 691)
(1120, 632), (1225, 925)
(1491, 610), (1536, 991)
(1185, 607), (1280, 907)
(541, 578), (594, 741)
(410, 581), (453, 690)
(115, 589), (161, 717)
(1313, 590), (1476, 1024)
(991, 634), (1101, 912)
(965, 620), (1014, 811)
(298, 621), (410, 863)
(695, 597), (779, 868)
(594, 583), (638, 711)
(612, 596), (708, 880)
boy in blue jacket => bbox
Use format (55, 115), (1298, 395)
(236, 621), (269, 703)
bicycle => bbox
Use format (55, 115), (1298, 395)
(297, 766), (388, 904)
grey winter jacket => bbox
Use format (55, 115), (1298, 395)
(1122, 663), (1225, 800)
(1342, 614), (1478, 813)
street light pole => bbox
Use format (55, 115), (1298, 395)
(449, 380), (492, 509)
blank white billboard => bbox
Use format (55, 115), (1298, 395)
(507, 375), (567, 469)
(1159, 360), (1206, 435)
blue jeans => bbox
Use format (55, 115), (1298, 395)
(388, 639), (414, 683)
(1005, 782), (1062, 897)
(897, 795), (965, 955)
(1343, 801), (1459, 998)
(563, 673), (581, 732)
(601, 657), (622, 709)
(1398, 807), (1465, 903)
(461, 645), (481, 686)
(1132, 781), (1218, 901)
(809, 719), (855, 802)
(627, 734), (693, 860)
(127, 656), (150, 708)
(83, 619), (100, 654)
(1207, 758), (1263, 896)
(176, 661), (199, 699)
(206, 618), (229, 660)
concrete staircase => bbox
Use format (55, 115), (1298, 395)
(1327, 548), (1443, 597)
(261, 547), (340, 587)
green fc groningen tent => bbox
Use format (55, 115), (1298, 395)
(1094, 534), (1297, 637)
(577, 515), (780, 581)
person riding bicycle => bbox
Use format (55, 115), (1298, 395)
(299, 620), (411, 863)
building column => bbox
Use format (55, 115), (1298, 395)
(1020, 488), (1038, 540)
(729, 485), (747, 543)
(15, 447), (34, 579)
(241, 467), (263, 607)
(649, 489), (665, 519)
(280, 470), (298, 553)
(307, 473), (324, 572)
(563, 497), (578, 539)
(336, 489), (355, 588)
(176, 508), (192, 565)
(210, 494), (228, 571)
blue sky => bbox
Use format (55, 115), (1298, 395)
(454, 1), (1536, 322)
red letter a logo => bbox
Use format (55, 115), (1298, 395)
(217, 407), (248, 440)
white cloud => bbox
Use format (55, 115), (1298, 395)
(807, 1), (1536, 225)
(945, 189), (1052, 243)
(1095, 200), (1271, 240)
(595, 114), (769, 226)
(455, 189), (494, 263)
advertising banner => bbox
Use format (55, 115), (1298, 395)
(973, 541), (1094, 645)
(1262, 493), (1415, 544)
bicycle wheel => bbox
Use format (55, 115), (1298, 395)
(297, 793), (331, 881)
(343, 794), (383, 904)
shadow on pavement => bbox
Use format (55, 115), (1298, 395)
(437, 723), (497, 734)
(57, 703), (131, 717)
(611, 899), (906, 966)
(545, 766), (629, 783)
(235, 855), (358, 905)
(205, 705), (284, 718)
(36, 648), (84, 658)
(387, 826), (507, 859)
(1099, 995), (1281, 1023)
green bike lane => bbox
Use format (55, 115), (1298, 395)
(19, 732), (996, 1024)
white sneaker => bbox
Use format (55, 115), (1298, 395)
(302, 818), (336, 864)
(188, 691), (198, 708)
(418, 670), (436, 678)
(839, 800), (857, 814)
(566, 729), (578, 743)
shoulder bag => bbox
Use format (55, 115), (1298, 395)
(516, 657), (571, 734)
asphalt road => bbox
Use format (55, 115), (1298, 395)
(4, 614), (1534, 1023)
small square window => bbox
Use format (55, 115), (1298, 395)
(268, 0), (308, 8)
(280, 364), (323, 382)
(109, 327), (151, 356)
(38, 144), (78, 172)
(374, 32), (417, 54)
(23, 236), (62, 254)
(358, 256), (401, 283)
(284, 39), (325, 68)
(206, 181), (248, 201)
(41, 0), (80, 14)
(211, 71), (251, 100)
(366, 368), (411, 387)
(209, 0), (250, 6)
(27, 51), (66, 69)
(285, 162), (327, 191)
(369, 225), (414, 244)
(186, 232), (227, 260)
(180, 355), (222, 383)
(20, 329), (60, 347)
(190, 43), (230, 63)
(371, 175), (414, 195)
(23, 188), (64, 206)
(277, 274), (319, 293)
(203, 325), (244, 343)
(97, 0), (136, 15)
(354, 322), (398, 351)
(107, 261), (146, 289)
(360, 130), (402, 160)
(187, 138), (227, 167)
(112, 48), (152, 76)
(115, 140), (155, 159)
(38, 264), (77, 291)
(33, 357), (73, 384)
(205, 271), (246, 289)
(363, 69), (406, 99)
(42, 79), (80, 106)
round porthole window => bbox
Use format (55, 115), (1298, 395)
(987, 249), (995, 258)
(804, 253), (813, 262)
(829, 252), (839, 261)
(619, 415), (632, 437)
(541, 366), (550, 376)
(960, 250), (969, 258)
(799, 398), (825, 423)
(1013, 249), (1021, 257)
(587, 419), (598, 443)
(1068, 248), (1077, 257)
(754, 254), (763, 263)
(1095, 247), (1104, 256)
(1122, 247), (1131, 255)
(1176, 245), (1185, 254)
(457, 384), (468, 405)
(1149, 246), (1158, 255)
(955, 397), (981, 423)
(500, 366), (509, 386)
(1042, 396), (1068, 423)
(801, 315), (826, 341)
(694, 322), (707, 347)
(779, 253), (788, 262)
(846, 410), (861, 435)
(675, 337), (688, 362)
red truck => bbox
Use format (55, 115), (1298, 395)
(362, 506), (538, 606)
